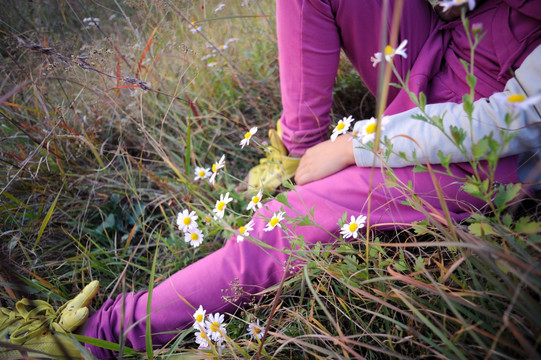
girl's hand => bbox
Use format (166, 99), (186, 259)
(294, 134), (355, 185)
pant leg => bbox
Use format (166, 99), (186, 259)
(84, 160), (518, 359)
(278, 0), (441, 155)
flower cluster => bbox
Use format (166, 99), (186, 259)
(192, 306), (228, 348)
(330, 115), (389, 145)
(177, 209), (205, 248)
(193, 155), (225, 185)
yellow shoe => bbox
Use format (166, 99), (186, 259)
(53, 280), (99, 333)
(0, 281), (99, 359)
(247, 121), (300, 193)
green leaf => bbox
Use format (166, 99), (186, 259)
(493, 183), (522, 209)
(466, 73), (477, 90)
(468, 222), (496, 237)
(472, 138), (489, 158)
(462, 182), (483, 199)
(34, 186), (63, 250)
(462, 94), (474, 116)
(275, 192), (290, 207)
(419, 92), (427, 111)
(450, 125), (466, 145)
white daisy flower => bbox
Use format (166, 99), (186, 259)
(195, 330), (209, 349)
(209, 155), (225, 184)
(237, 220), (255, 242)
(240, 127), (258, 148)
(330, 116), (354, 142)
(246, 190), (263, 211)
(214, 3), (226, 13)
(340, 215), (367, 239)
(357, 116), (390, 144)
(204, 215), (212, 224)
(189, 21), (201, 34)
(176, 209), (199, 232)
(205, 312), (227, 342)
(247, 319), (264, 340)
(193, 305), (206, 330)
(438, 0), (476, 12)
(371, 39), (408, 67)
(213, 192), (233, 219)
(194, 166), (211, 181)
(494, 92), (541, 111)
(264, 211), (285, 232)
(185, 228), (204, 247)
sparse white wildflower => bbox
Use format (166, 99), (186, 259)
(209, 155), (225, 184)
(494, 92), (541, 111)
(194, 166), (211, 181)
(176, 209), (199, 232)
(371, 39), (408, 67)
(247, 190), (263, 211)
(193, 305), (206, 330)
(340, 215), (367, 239)
(357, 116), (390, 144)
(237, 220), (255, 242)
(205, 313), (227, 342)
(184, 228), (204, 248)
(240, 127), (258, 148)
(247, 319), (265, 340)
(264, 211), (285, 232)
(213, 192), (233, 219)
(330, 116), (354, 142)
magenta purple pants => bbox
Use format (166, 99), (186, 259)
(85, 0), (539, 358)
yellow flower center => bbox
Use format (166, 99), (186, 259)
(270, 218), (279, 227)
(183, 217), (191, 225)
(200, 331), (207, 339)
(191, 233), (199, 241)
(239, 226), (246, 234)
(196, 314), (203, 323)
(336, 122), (345, 131)
(349, 223), (358, 232)
(205, 216), (211, 223)
(210, 321), (220, 332)
(252, 196), (260, 204)
(199, 170), (206, 177)
(384, 45), (394, 56)
(212, 163), (218, 173)
(253, 326), (261, 334)
(508, 94), (526, 103)
(244, 132), (252, 139)
(217, 201), (225, 211)
(365, 123), (377, 134)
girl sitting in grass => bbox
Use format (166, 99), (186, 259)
(1, 0), (540, 358)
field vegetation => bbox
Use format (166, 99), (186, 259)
(0, 0), (539, 359)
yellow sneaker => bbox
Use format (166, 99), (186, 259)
(0, 281), (99, 359)
(247, 121), (300, 193)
